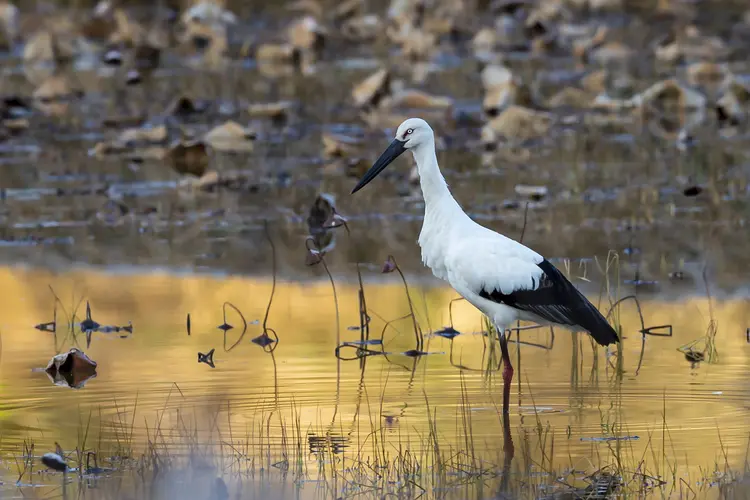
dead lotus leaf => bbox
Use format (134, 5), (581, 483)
(288, 16), (326, 52)
(182, 1), (238, 28)
(322, 132), (363, 158)
(588, 41), (635, 67)
(483, 80), (533, 116)
(515, 184), (548, 200)
(194, 170), (221, 190)
(45, 348), (97, 389)
(716, 77), (750, 125)
(352, 68), (390, 108)
(181, 18), (228, 57)
(0, 1), (19, 49)
(89, 141), (124, 158)
(333, 0), (364, 22)
(400, 29), (436, 60)
(383, 89), (453, 110)
(22, 31), (51, 63)
(80, 10), (117, 42)
(655, 27), (729, 65)
(256, 43), (298, 63)
(526, 1), (571, 27)
(631, 79), (706, 111)
(33, 74), (76, 117)
(472, 28), (496, 58)
(204, 121), (255, 152)
(581, 70), (608, 94)
(631, 80), (707, 139)
(546, 87), (592, 109)
(109, 8), (147, 47)
(117, 124), (168, 145)
(341, 14), (380, 42)
(421, 15), (454, 38)
(3, 117), (29, 133)
(482, 105), (553, 143)
(134, 43), (162, 71)
(686, 62), (729, 95)
(167, 95), (209, 117)
(287, 0), (324, 18)
(169, 139), (209, 177)
(247, 101), (293, 122)
(481, 64), (513, 90)
(569, 0), (622, 10)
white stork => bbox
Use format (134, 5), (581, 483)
(351, 118), (619, 412)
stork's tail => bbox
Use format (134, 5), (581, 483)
(581, 302), (620, 345)
(576, 293), (619, 346)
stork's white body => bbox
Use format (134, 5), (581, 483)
(352, 117), (618, 350)
(412, 132), (544, 333)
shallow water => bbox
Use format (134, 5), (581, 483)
(0, 266), (748, 498)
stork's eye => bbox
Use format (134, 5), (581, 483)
(403, 128), (414, 140)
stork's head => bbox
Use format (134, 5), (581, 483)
(351, 118), (433, 194)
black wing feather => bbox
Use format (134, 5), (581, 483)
(479, 259), (619, 346)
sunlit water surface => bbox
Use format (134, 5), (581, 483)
(0, 266), (748, 498)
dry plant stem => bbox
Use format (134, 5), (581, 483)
(356, 263), (370, 342)
(222, 301), (248, 352)
(389, 255), (423, 352)
(319, 255), (340, 346)
(605, 295), (653, 374)
(263, 220), (276, 335)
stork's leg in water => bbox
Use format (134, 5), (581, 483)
(499, 329), (513, 414)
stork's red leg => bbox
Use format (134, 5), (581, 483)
(499, 329), (513, 414)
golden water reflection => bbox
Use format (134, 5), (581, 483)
(0, 266), (749, 486)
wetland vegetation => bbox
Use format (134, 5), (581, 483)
(1, 0), (750, 498)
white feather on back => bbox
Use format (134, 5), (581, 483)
(444, 224), (544, 296)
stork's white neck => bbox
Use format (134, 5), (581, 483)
(412, 140), (464, 218)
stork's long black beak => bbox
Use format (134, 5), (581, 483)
(351, 139), (407, 194)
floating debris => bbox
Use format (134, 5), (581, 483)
(217, 322), (233, 332)
(684, 349), (705, 364)
(80, 301), (100, 332)
(433, 326), (461, 339)
(45, 348), (97, 389)
(251, 333), (276, 348)
(381, 255), (396, 273)
(580, 435), (639, 442)
(34, 321), (55, 332)
(198, 348), (216, 368)
(41, 443), (67, 472)
(668, 271), (691, 281)
(341, 339), (383, 346)
(514, 184), (548, 201)
(640, 325), (672, 337)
